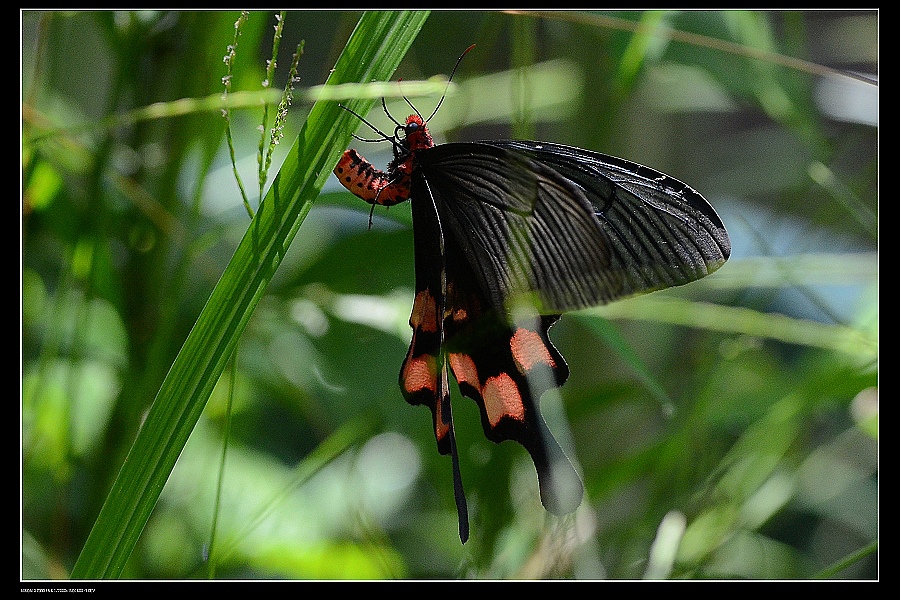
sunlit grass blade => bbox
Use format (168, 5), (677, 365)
(70, 10), (430, 580)
(591, 295), (877, 360)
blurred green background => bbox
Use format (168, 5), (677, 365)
(22, 10), (877, 580)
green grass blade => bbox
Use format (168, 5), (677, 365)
(70, 10), (430, 580)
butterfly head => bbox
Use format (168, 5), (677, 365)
(396, 114), (434, 154)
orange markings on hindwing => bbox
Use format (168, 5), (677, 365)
(449, 351), (528, 427)
(401, 290), (442, 397)
(482, 373), (525, 426)
(409, 289), (439, 333)
(510, 327), (557, 372)
(401, 353), (437, 396)
(446, 325), (561, 429)
(448, 353), (479, 391)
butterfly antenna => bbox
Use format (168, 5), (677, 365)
(381, 95), (404, 128)
(339, 103), (404, 152)
(425, 43), (475, 123)
(401, 81), (424, 122)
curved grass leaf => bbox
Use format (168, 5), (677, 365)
(70, 10), (430, 580)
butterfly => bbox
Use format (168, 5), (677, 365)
(333, 48), (731, 543)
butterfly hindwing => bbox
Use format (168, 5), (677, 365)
(442, 239), (584, 516)
(445, 312), (585, 515)
(398, 177), (455, 456)
(406, 171), (584, 518)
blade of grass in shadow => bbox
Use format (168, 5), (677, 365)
(70, 10), (430, 580)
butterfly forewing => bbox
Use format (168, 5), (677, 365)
(484, 140), (731, 300)
(416, 143), (625, 314)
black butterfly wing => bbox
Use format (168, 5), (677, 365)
(415, 142), (614, 314)
(402, 171), (583, 540)
(404, 140), (729, 539)
(415, 141), (730, 314)
(481, 140), (732, 293)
